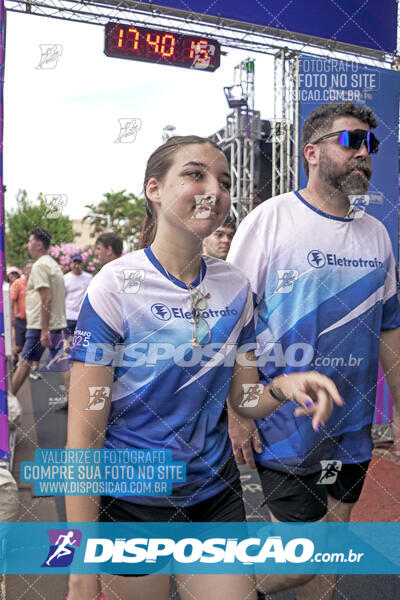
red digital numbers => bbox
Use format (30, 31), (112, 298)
(105, 23), (220, 71)
(127, 28), (140, 51)
(189, 40), (209, 60)
(160, 34), (175, 57)
(115, 27), (140, 50)
(146, 33), (160, 54)
(114, 28), (176, 57)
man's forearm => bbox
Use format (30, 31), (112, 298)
(41, 299), (52, 331)
(379, 328), (400, 411)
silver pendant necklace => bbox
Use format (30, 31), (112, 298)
(150, 246), (211, 346)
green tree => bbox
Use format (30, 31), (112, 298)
(6, 189), (75, 267)
(84, 190), (146, 251)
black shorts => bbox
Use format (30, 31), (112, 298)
(14, 317), (26, 347)
(100, 476), (246, 523)
(257, 461), (370, 522)
(99, 477), (246, 577)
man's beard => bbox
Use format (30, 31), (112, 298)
(319, 152), (372, 196)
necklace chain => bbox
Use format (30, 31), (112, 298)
(150, 246), (211, 346)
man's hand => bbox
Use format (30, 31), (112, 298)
(40, 329), (51, 348)
(228, 408), (262, 469)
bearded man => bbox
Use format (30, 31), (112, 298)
(227, 102), (400, 600)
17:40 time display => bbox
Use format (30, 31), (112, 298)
(104, 23), (221, 72)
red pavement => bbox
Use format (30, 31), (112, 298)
(352, 449), (400, 522)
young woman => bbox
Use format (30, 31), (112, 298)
(66, 136), (342, 600)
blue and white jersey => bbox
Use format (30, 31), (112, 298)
(70, 246), (255, 505)
(228, 191), (400, 474)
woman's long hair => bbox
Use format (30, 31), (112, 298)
(138, 135), (222, 249)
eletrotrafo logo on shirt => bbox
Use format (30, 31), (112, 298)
(151, 304), (172, 321)
(307, 250), (383, 269)
(307, 250), (326, 268)
(150, 304), (238, 321)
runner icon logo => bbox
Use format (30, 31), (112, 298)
(192, 43), (215, 69)
(42, 529), (82, 567)
(239, 383), (263, 408)
(115, 118), (142, 143)
(121, 269), (145, 294)
(275, 269), (299, 293)
(36, 44), (63, 69)
(44, 194), (67, 219)
(192, 195), (216, 219)
(86, 386), (111, 411)
(317, 460), (342, 484)
(348, 195), (369, 219)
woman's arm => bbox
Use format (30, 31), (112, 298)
(228, 351), (343, 430)
(66, 361), (114, 600)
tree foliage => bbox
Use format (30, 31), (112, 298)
(83, 190), (146, 251)
(5, 190), (75, 267)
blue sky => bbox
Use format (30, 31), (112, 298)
(3, 12), (274, 218)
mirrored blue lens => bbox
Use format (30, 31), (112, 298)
(338, 130), (350, 147)
(338, 130), (379, 154)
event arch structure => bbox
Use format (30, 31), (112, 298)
(0, 0), (398, 468)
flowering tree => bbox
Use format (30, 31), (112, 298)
(84, 191), (146, 251)
(50, 242), (100, 273)
(6, 189), (75, 267)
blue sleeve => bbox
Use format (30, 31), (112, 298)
(69, 295), (124, 366)
(381, 250), (400, 331)
(381, 294), (400, 330)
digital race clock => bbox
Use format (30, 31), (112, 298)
(104, 23), (221, 72)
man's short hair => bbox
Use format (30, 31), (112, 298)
(220, 215), (236, 232)
(96, 232), (123, 257)
(301, 102), (378, 177)
(30, 227), (51, 250)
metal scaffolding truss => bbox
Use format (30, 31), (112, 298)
(4, 0), (397, 68)
(272, 48), (300, 196)
(4, 0), (397, 221)
(211, 59), (261, 223)
(225, 106), (261, 223)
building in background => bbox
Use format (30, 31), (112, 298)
(71, 219), (97, 247)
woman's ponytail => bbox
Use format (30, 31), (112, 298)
(138, 203), (157, 249)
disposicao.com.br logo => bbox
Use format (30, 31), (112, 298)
(82, 535), (365, 568)
(0, 522), (388, 574)
(84, 535), (315, 564)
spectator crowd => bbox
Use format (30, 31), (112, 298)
(7, 224), (233, 395)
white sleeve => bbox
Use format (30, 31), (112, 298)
(227, 213), (268, 307)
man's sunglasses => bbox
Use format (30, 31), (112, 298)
(311, 129), (380, 154)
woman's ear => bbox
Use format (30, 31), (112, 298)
(146, 177), (161, 207)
